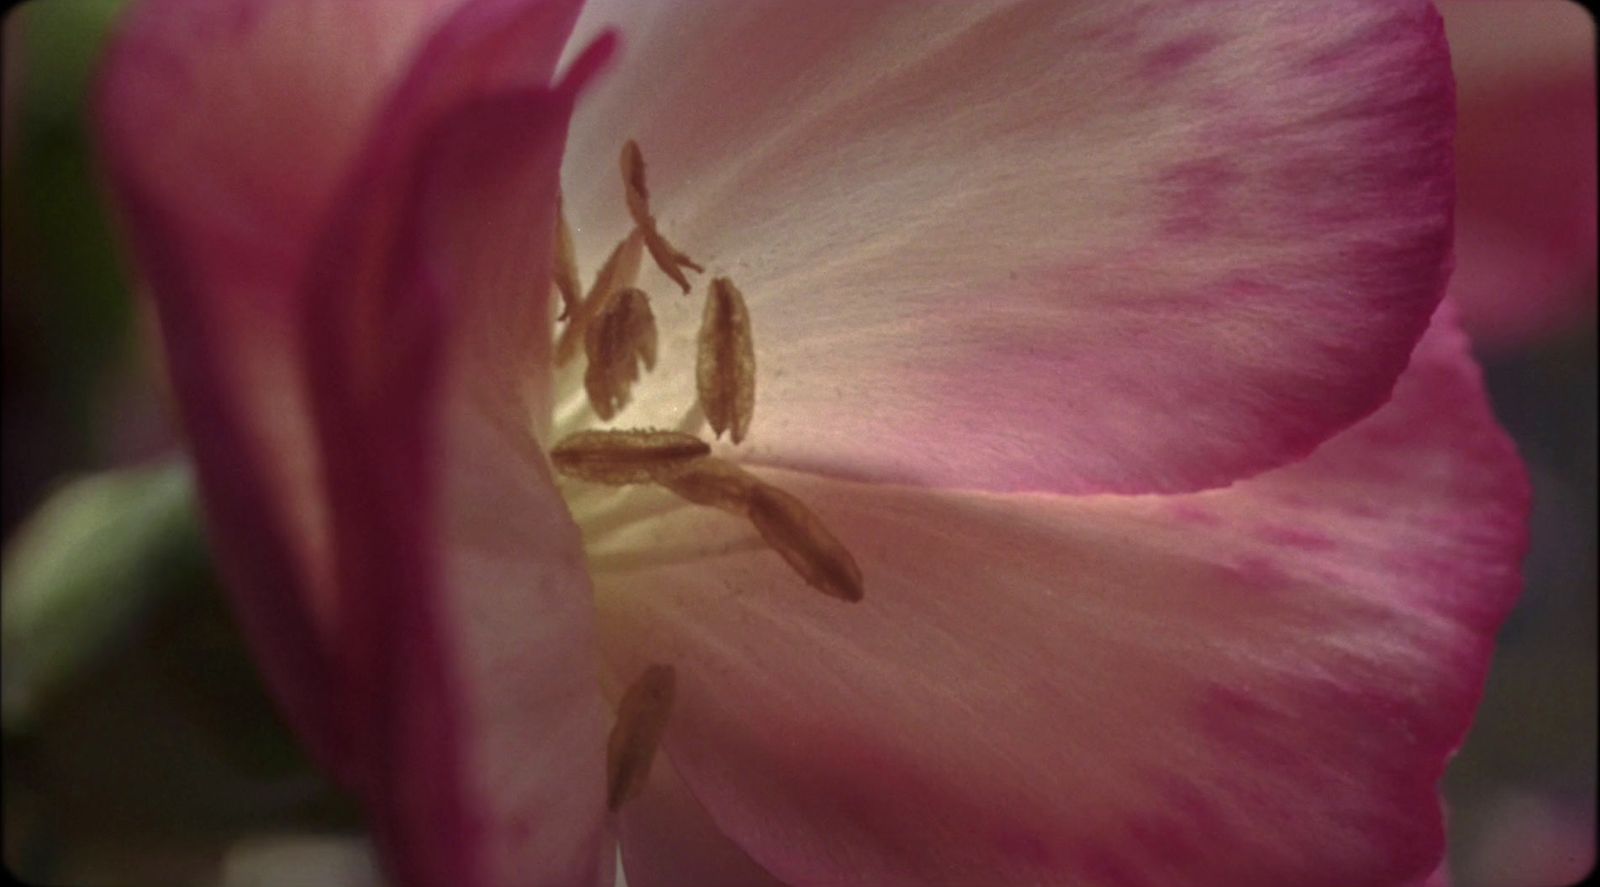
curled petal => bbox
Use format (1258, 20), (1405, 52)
(97, 0), (468, 278)
(94, 0), (478, 779)
(595, 306), (1527, 886)
(562, 0), (1456, 494)
(99, 0), (618, 883)
(305, 41), (618, 887)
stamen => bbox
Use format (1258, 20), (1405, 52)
(553, 140), (860, 607)
(584, 286), (658, 420)
(621, 139), (704, 293)
(697, 277), (756, 444)
(550, 429), (710, 484)
(657, 456), (759, 512)
(557, 230), (644, 366)
(659, 459), (864, 602)
(606, 664), (676, 811)
(746, 484), (864, 603)
(551, 192), (582, 321)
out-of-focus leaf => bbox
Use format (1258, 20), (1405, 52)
(2, 460), (201, 728)
(3, 0), (136, 456)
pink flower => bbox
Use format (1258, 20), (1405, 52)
(1441, 0), (1597, 349)
(94, 2), (1527, 886)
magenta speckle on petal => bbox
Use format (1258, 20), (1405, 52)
(1140, 33), (1221, 82)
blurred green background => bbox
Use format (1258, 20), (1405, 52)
(3, 3), (365, 885)
(1, 2), (1594, 885)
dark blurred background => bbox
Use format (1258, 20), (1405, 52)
(1, 2), (1594, 885)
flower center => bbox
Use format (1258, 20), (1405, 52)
(543, 141), (864, 808)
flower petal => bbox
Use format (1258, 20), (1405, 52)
(617, 754), (790, 887)
(93, 0), (587, 778)
(99, 0), (614, 883)
(593, 306), (1527, 886)
(1443, 0), (1597, 349)
(557, 0), (1455, 494)
(95, 0), (465, 265)
(302, 30), (617, 887)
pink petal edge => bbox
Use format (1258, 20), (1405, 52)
(301, 12), (618, 887)
(596, 303), (1527, 887)
(98, 0), (625, 884)
(559, 0), (1457, 495)
(93, 0), (475, 780)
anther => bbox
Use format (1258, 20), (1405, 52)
(657, 456), (760, 512)
(746, 484), (864, 603)
(621, 139), (704, 293)
(552, 192), (582, 321)
(660, 459), (864, 603)
(550, 429), (710, 485)
(557, 230), (644, 366)
(606, 664), (676, 811)
(584, 286), (658, 420)
(697, 277), (756, 444)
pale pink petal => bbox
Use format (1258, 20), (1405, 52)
(556, 0), (1454, 494)
(94, 0), (583, 777)
(99, 0), (616, 883)
(1443, 0), (1597, 349)
(94, 0), (468, 778)
(302, 26), (617, 887)
(617, 755), (790, 887)
(593, 306), (1527, 886)
(94, 0), (463, 270)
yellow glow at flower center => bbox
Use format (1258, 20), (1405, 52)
(541, 140), (865, 810)
(544, 140), (862, 603)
